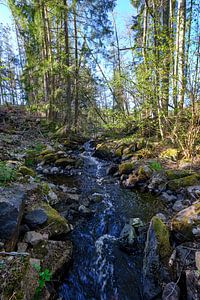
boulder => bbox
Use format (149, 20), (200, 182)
(24, 231), (48, 246)
(185, 270), (200, 300)
(148, 172), (167, 193)
(118, 161), (134, 175)
(167, 175), (200, 191)
(0, 256), (38, 300)
(106, 164), (118, 176)
(18, 166), (35, 177)
(143, 216), (172, 300)
(26, 201), (71, 238)
(124, 174), (138, 188)
(0, 187), (25, 251)
(31, 240), (73, 276)
(187, 186), (200, 200)
(24, 209), (48, 229)
(90, 193), (104, 203)
(172, 200), (185, 212)
(162, 282), (180, 300)
(94, 143), (113, 159)
(55, 157), (77, 167)
(165, 169), (193, 180)
(171, 203), (200, 241)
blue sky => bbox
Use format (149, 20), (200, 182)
(0, 0), (134, 30)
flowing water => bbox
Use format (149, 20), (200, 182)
(58, 142), (164, 300)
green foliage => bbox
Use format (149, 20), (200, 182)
(148, 161), (162, 171)
(33, 264), (52, 300)
(0, 161), (16, 185)
(25, 143), (44, 167)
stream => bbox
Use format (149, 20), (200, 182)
(58, 142), (164, 300)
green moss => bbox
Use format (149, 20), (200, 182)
(171, 203), (200, 237)
(19, 166), (35, 177)
(42, 153), (57, 164)
(40, 149), (54, 156)
(3, 257), (29, 299)
(55, 157), (76, 167)
(151, 216), (171, 259)
(39, 202), (70, 236)
(119, 162), (134, 175)
(114, 145), (124, 157)
(165, 169), (193, 180)
(168, 174), (200, 190)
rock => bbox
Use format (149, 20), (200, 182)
(31, 240), (73, 276)
(0, 187), (25, 251)
(119, 224), (136, 246)
(195, 251), (200, 269)
(19, 166), (35, 177)
(148, 172), (167, 193)
(27, 201), (71, 238)
(171, 203), (200, 241)
(119, 218), (144, 252)
(143, 216), (171, 300)
(114, 145), (124, 157)
(106, 164), (118, 176)
(24, 231), (48, 245)
(165, 169), (193, 180)
(137, 165), (153, 179)
(168, 174), (200, 191)
(187, 186), (200, 200)
(119, 161), (134, 175)
(78, 205), (92, 216)
(185, 270), (200, 300)
(160, 192), (177, 203)
(162, 282), (180, 300)
(124, 174), (138, 188)
(156, 213), (167, 223)
(24, 209), (48, 229)
(48, 190), (58, 205)
(94, 143), (113, 159)
(0, 256), (38, 300)
(55, 157), (77, 167)
(90, 193), (104, 203)
(192, 226), (200, 237)
(50, 166), (59, 174)
(17, 242), (28, 252)
(172, 200), (185, 212)
(160, 148), (179, 161)
(42, 153), (57, 164)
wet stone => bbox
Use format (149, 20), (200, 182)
(24, 209), (48, 229)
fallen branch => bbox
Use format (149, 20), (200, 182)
(0, 251), (30, 256)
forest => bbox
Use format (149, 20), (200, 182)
(0, 0), (200, 300)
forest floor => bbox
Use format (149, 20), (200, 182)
(0, 106), (200, 299)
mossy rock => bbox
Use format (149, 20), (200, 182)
(167, 174), (200, 191)
(94, 143), (113, 159)
(31, 240), (72, 276)
(137, 165), (153, 179)
(114, 145), (124, 157)
(171, 203), (200, 240)
(151, 216), (171, 259)
(165, 169), (193, 180)
(0, 256), (38, 300)
(160, 148), (179, 161)
(42, 153), (57, 164)
(38, 202), (71, 237)
(19, 166), (35, 177)
(40, 148), (55, 156)
(55, 157), (77, 167)
(119, 162), (134, 175)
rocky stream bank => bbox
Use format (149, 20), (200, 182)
(0, 107), (200, 300)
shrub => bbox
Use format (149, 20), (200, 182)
(0, 161), (16, 184)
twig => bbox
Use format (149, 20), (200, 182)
(0, 251), (30, 256)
